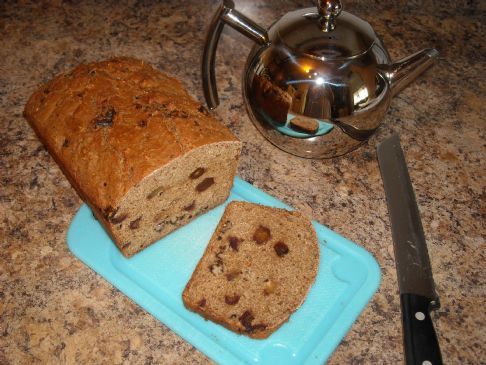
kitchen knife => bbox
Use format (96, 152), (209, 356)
(377, 134), (443, 365)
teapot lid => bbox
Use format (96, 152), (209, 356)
(273, 0), (377, 60)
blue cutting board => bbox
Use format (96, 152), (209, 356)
(67, 177), (380, 365)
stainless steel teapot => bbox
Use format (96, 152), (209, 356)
(202, 0), (438, 158)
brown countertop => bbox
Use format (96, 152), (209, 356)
(1, 1), (484, 364)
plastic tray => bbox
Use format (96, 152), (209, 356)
(67, 177), (380, 364)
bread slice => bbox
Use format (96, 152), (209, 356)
(23, 58), (242, 257)
(182, 201), (320, 339)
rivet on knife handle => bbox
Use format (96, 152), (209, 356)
(401, 294), (443, 365)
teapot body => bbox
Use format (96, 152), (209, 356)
(243, 9), (392, 158)
(202, 1), (438, 158)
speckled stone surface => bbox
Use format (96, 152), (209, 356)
(1, 1), (484, 364)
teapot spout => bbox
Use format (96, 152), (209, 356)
(381, 48), (439, 97)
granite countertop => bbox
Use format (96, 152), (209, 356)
(1, 0), (484, 364)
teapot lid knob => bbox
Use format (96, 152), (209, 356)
(317, 0), (342, 32)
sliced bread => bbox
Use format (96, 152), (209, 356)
(182, 201), (320, 339)
(23, 57), (242, 257)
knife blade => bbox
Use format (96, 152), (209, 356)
(377, 134), (443, 365)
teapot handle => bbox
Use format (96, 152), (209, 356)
(202, 0), (269, 109)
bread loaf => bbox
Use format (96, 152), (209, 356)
(252, 75), (292, 124)
(24, 57), (242, 257)
(182, 201), (320, 339)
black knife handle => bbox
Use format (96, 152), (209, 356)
(401, 293), (443, 365)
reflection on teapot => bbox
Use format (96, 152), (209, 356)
(203, 0), (438, 158)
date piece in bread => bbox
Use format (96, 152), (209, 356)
(182, 201), (320, 339)
(24, 57), (242, 257)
